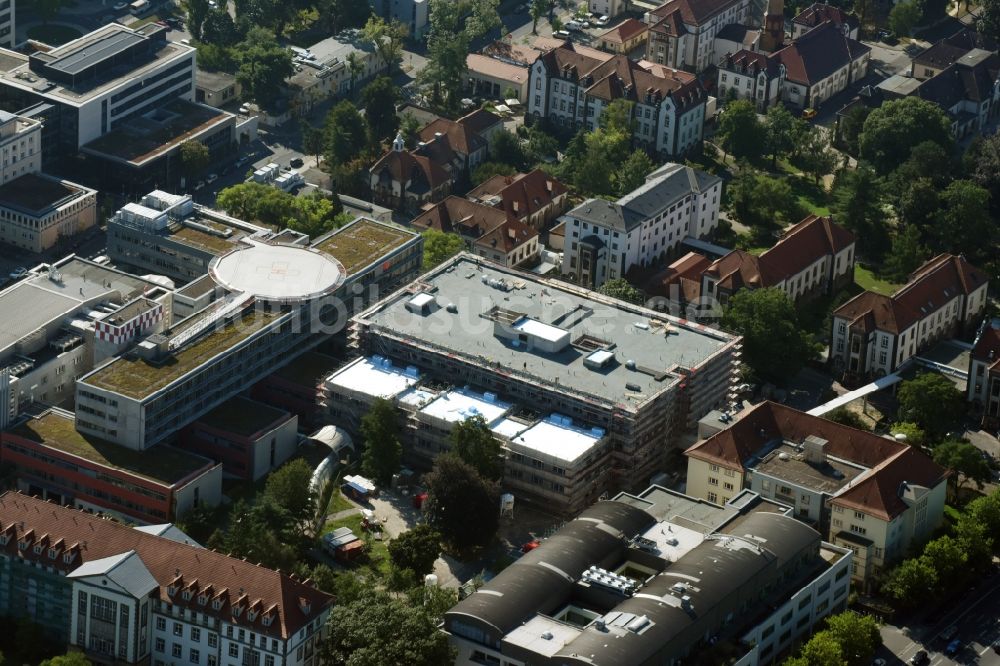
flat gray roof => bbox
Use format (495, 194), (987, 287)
(357, 255), (736, 408)
(48, 30), (145, 76)
(753, 442), (866, 494)
(0, 258), (157, 358)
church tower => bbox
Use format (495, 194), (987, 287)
(759, 0), (785, 53)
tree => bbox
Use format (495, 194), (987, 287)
(831, 166), (888, 259)
(399, 112), (422, 148)
(882, 225), (928, 283)
(721, 288), (818, 385)
(217, 182), (298, 226)
(897, 372), (964, 439)
(792, 630), (846, 666)
(888, 421), (926, 448)
(923, 535), (969, 592)
(363, 16), (408, 75)
(859, 97), (953, 175)
(422, 229), (465, 269)
(897, 178), (940, 240)
(728, 169), (804, 233)
(40, 654), (91, 666)
(323, 100), (370, 165)
(303, 124), (325, 167)
(235, 28), (294, 109)
(195, 42), (236, 72)
(360, 398), (402, 485)
(530, 0), (550, 33)
(979, 0), (1000, 44)
(934, 179), (995, 265)
(201, 8), (240, 46)
(837, 104), (869, 156)
(473, 161), (518, 184)
(795, 129), (837, 184)
(388, 524), (442, 576)
(316, 0), (372, 33)
(263, 459), (317, 529)
(210, 498), (300, 570)
(718, 99), (766, 160)
(764, 104), (805, 169)
(825, 612), (881, 666)
(969, 133), (1000, 212)
(962, 491), (1000, 546)
(179, 140), (210, 183)
(239, 0), (294, 35)
(423, 0), (498, 110)
(882, 556), (938, 609)
(889, 0), (921, 36)
(175, 503), (220, 544)
(933, 440), (992, 496)
(491, 129), (527, 169)
(34, 0), (67, 24)
(598, 278), (644, 305)
(451, 415), (504, 481)
(361, 77), (401, 142)
(183, 0), (212, 37)
(322, 590), (455, 666)
(425, 454), (500, 551)
(615, 149), (655, 195)
(824, 407), (867, 430)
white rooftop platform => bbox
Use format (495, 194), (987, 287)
(418, 388), (511, 425)
(508, 415), (606, 466)
(492, 417), (530, 440)
(209, 243), (344, 303)
(638, 520), (705, 562)
(325, 356), (420, 399)
(504, 615), (582, 657)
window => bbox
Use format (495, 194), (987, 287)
(723, 482), (734, 491)
(174, 622), (183, 637)
(190, 649), (200, 663)
(208, 634), (218, 648)
(853, 510), (865, 520)
(208, 658), (217, 666)
(172, 644), (182, 658)
(850, 524), (867, 536)
(155, 638), (165, 652)
(708, 477), (719, 486)
(707, 491), (718, 503)
(229, 644), (239, 658)
(265, 657), (275, 666)
(191, 627), (200, 642)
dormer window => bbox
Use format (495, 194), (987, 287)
(63, 551), (76, 564)
(182, 590), (193, 601)
(168, 585), (178, 597)
(233, 605), (243, 618)
(0, 534), (8, 546)
(18, 539), (28, 551)
(33, 544), (42, 555)
(262, 615), (274, 628)
(247, 610), (258, 622)
(298, 599), (311, 615)
(212, 599), (223, 611)
(48, 548), (57, 559)
(198, 595), (208, 606)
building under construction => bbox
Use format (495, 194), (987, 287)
(342, 254), (741, 501)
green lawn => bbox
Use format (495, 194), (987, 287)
(787, 176), (832, 216)
(855, 264), (902, 296)
(326, 488), (355, 515)
(322, 512), (393, 578)
(27, 24), (82, 45)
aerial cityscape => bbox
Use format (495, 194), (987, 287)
(0, 0), (998, 663)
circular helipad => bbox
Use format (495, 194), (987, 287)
(209, 243), (344, 303)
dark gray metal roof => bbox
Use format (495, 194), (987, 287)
(47, 30), (144, 76)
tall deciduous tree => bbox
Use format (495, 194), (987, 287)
(321, 590), (456, 665)
(889, 0), (921, 36)
(424, 454), (499, 551)
(184, 0), (212, 39)
(897, 372), (964, 439)
(825, 612), (882, 666)
(882, 556), (938, 609)
(718, 99), (766, 160)
(421, 229), (465, 268)
(721, 287), (819, 384)
(933, 440), (992, 496)
(615, 149), (655, 195)
(934, 179), (994, 265)
(323, 100), (370, 165)
(360, 398), (402, 485)
(979, 0), (1000, 44)
(235, 28), (294, 109)
(530, 0), (550, 33)
(728, 169), (804, 232)
(40, 654), (92, 666)
(263, 458), (317, 529)
(423, 0), (500, 110)
(598, 278), (644, 305)
(764, 104), (804, 169)
(361, 76), (401, 142)
(450, 415), (504, 481)
(859, 97), (953, 175)
(363, 16), (409, 75)
(832, 165), (888, 259)
(388, 524), (442, 576)
(201, 8), (240, 46)
(179, 140), (210, 182)
(882, 225), (928, 283)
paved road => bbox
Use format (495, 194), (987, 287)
(878, 574), (1000, 666)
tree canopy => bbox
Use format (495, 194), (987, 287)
(424, 454), (500, 551)
(388, 524), (442, 577)
(598, 278), (644, 305)
(859, 97), (953, 175)
(422, 229), (465, 269)
(324, 100), (371, 166)
(933, 439), (992, 496)
(896, 372), (964, 439)
(825, 612), (881, 666)
(179, 140), (210, 182)
(361, 77), (401, 142)
(450, 415), (504, 481)
(721, 288), (818, 385)
(831, 166), (888, 259)
(360, 398), (402, 485)
(215, 184), (346, 236)
(422, 0), (500, 110)
(235, 28), (294, 109)
(718, 100), (766, 160)
(321, 589), (456, 665)
(40, 654), (92, 666)
(362, 16), (408, 75)
(263, 458), (317, 531)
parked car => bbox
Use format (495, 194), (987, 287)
(289, 157), (304, 168)
(206, 173), (218, 184)
(944, 640), (961, 656)
(553, 29), (571, 38)
(802, 108), (817, 119)
(8, 266), (26, 280)
(194, 180), (206, 191)
(595, 15), (610, 25)
(909, 650), (928, 666)
(113, 1), (128, 9)
(565, 20), (583, 30)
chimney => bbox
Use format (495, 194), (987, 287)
(546, 180), (553, 192)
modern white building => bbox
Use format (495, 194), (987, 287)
(527, 44), (707, 158)
(560, 162), (722, 288)
(0, 492), (332, 666)
(0, 23), (195, 154)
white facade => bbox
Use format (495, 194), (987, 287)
(645, 0), (753, 73)
(589, 0), (625, 17)
(0, 110), (39, 184)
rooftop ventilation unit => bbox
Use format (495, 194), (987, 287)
(583, 349), (616, 370)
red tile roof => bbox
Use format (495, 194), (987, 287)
(650, 0), (747, 26)
(644, 251), (712, 299)
(0, 492), (332, 639)
(834, 253), (988, 334)
(759, 214), (855, 279)
(792, 3), (860, 31)
(650, 8), (688, 37)
(773, 21), (870, 86)
(973, 320), (1000, 363)
(411, 196), (508, 240)
(467, 169), (568, 222)
(474, 218), (538, 254)
(685, 401), (907, 471)
(720, 49), (781, 77)
(419, 118), (483, 156)
(598, 18), (650, 44)
(370, 146), (452, 190)
(829, 447), (949, 520)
